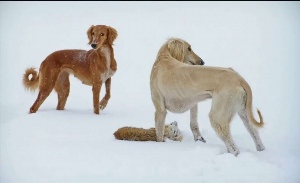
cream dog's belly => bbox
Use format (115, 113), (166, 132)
(164, 94), (211, 113)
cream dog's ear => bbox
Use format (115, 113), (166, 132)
(168, 39), (185, 62)
(87, 25), (95, 45)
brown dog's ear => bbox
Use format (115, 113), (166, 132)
(87, 25), (95, 45)
(107, 26), (118, 45)
(168, 39), (185, 62)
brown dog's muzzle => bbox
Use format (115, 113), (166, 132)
(91, 44), (97, 49)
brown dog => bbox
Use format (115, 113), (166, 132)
(23, 25), (118, 114)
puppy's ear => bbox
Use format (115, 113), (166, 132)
(170, 121), (178, 126)
(174, 121), (178, 126)
(168, 39), (185, 62)
(107, 26), (118, 45)
(87, 25), (94, 45)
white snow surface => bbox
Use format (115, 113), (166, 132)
(0, 2), (299, 183)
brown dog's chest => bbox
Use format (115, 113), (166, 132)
(101, 69), (115, 82)
(99, 47), (115, 82)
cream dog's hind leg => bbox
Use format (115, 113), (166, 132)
(209, 92), (240, 156)
(238, 111), (265, 151)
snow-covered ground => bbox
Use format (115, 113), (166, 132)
(1, 2), (299, 183)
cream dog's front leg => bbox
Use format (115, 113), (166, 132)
(155, 110), (167, 142)
(190, 104), (206, 142)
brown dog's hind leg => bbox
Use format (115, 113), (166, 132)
(29, 69), (59, 113)
(30, 85), (56, 113)
(55, 71), (70, 110)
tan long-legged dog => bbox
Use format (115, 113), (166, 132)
(150, 38), (265, 156)
(23, 25), (117, 114)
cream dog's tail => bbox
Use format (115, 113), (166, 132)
(23, 67), (39, 92)
(240, 80), (264, 128)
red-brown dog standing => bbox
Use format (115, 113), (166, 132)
(23, 25), (118, 114)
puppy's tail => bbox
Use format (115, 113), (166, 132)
(23, 67), (39, 92)
(113, 127), (156, 141)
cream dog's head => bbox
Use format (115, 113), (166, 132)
(167, 38), (204, 65)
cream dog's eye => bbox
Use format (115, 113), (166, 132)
(188, 47), (191, 51)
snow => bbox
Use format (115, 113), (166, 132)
(1, 1), (300, 183)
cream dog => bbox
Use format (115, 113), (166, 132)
(150, 38), (265, 156)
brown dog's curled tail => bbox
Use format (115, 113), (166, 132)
(23, 67), (39, 92)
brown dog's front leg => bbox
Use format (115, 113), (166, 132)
(92, 82), (102, 114)
(100, 78), (111, 110)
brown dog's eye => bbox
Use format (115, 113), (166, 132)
(100, 33), (104, 36)
(92, 32), (94, 36)
(188, 47), (191, 51)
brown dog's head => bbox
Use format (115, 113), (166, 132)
(87, 25), (118, 49)
(167, 38), (204, 65)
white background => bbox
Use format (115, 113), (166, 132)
(1, 2), (299, 183)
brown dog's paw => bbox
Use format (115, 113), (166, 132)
(99, 99), (108, 110)
(29, 107), (37, 113)
(94, 108), (100, 114)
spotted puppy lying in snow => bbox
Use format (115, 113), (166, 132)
(114, 121), (183, 142)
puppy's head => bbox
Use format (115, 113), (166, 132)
(165, 121), (183, 142)
(87, 25), (118, 49)
(167, 38), (204, 65)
